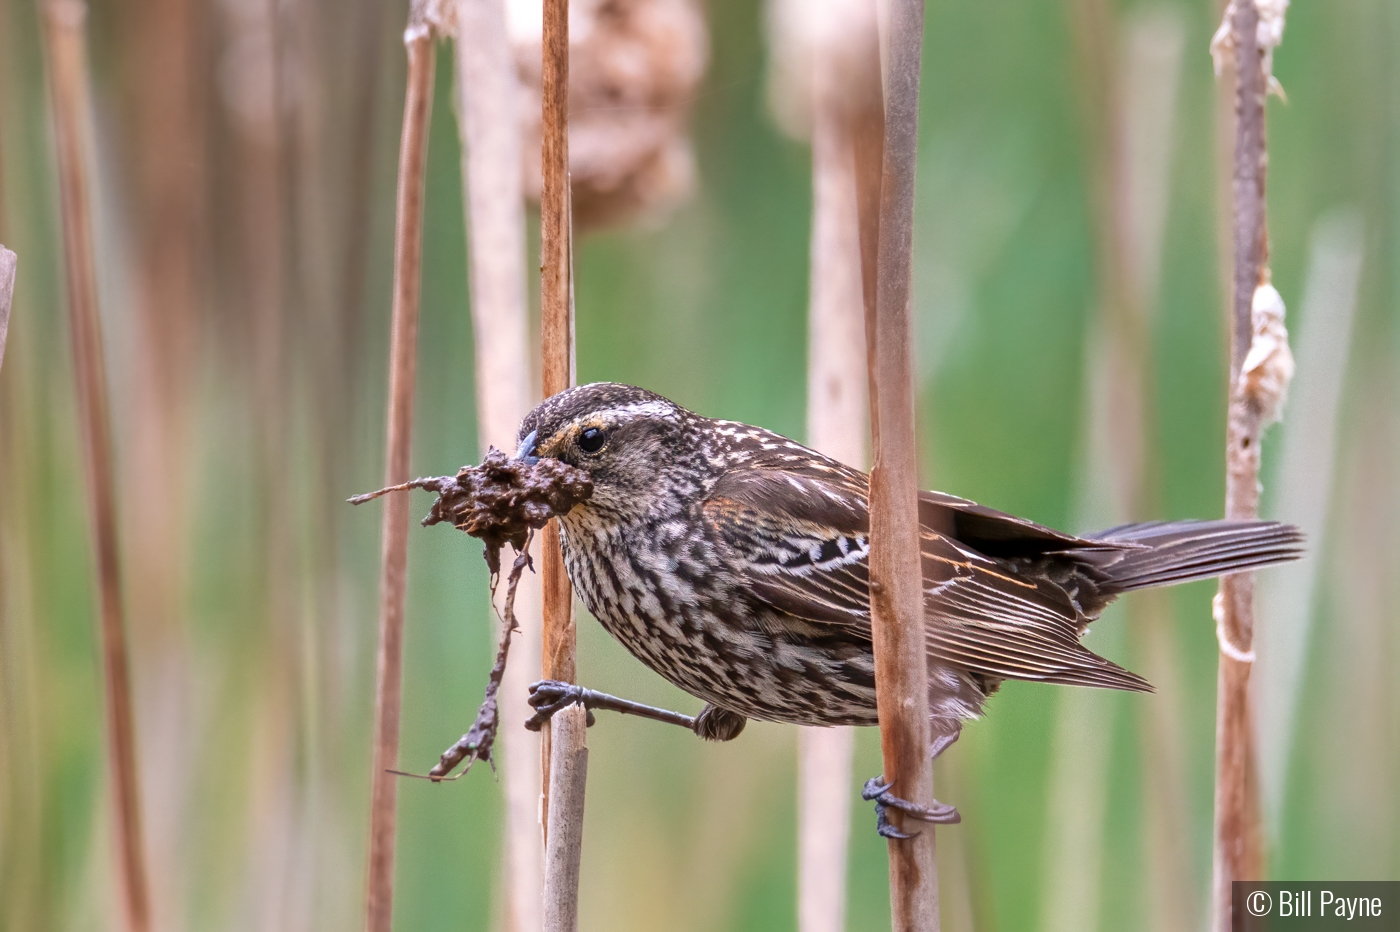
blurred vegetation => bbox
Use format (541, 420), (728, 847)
(0, 0), (1396, 930)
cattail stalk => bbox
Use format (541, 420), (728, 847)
(40, 4), (152, 930)
(1256, 211), (1363, 833)
(858, 0), (939, 926)
(797, 18), (870, 929)
(1060, 7), (1197, 931)
(364, 22), (436, 932)
(539, 0), (579, 843)
(1211, 0), (1278, 926)
(542, 704), (588, 932)
(454, 0), (544, 926)
(0, 245), (13, 371)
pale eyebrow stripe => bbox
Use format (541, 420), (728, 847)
(594, 401), (678, 420)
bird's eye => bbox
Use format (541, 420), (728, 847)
(578, 427), (606, 453)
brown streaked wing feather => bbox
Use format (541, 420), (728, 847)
(919, 530), (1151, 691)
(919, 489), (1135, 560)
(706, 462), (868, 534)
(702, 467), (873, 629)
(703, 465), (1151, 693)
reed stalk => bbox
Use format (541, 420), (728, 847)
(1062, 7), (1196, 931)
(0, 245), (13, 372)
(39, 4), (152, 929)
(797, 12), (871, 927)
(1256, 211), (1363, 834)
(1211, 0), (1280, 926)
(859, 0), (939, 926)
(538, 6), (587, 926)
(453, 0), (544, 926)
(538, 0), (578, 843)
(542, 704), (588, 932)
(364, 20), (436, 932)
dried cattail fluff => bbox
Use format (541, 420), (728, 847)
(764, 0), (879, 140)
(1210, 0), (1289, 96)
(1240, 280), (1294, 425)
(507, 0), (708, 230)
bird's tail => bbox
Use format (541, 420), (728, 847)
(1092, 519), (1304, 594)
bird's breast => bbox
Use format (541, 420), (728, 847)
(553, 509), (884, 726)
(556, 513), (716, 682)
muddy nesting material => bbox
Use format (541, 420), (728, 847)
(351, 447), (593, 576)
(350, 447), (592, 779)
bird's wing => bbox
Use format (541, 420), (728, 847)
(701, 465), (1151, 692)
(915, 530), (1150, 690)
(700, 462), (874, 627)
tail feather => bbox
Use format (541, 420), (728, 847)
(1092, 519), (1304, 594)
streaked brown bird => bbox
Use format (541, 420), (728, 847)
(518, 382), (1303, 835)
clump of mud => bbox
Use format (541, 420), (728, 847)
(351, 447), (592, 576)
(351, 448), (592, 779)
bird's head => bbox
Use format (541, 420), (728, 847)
(515, 383), (701, 520)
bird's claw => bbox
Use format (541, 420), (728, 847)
(525, 680), (593, 731)
(862, 776), (961, 839)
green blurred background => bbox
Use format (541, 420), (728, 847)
(1, 0), (1396, 930)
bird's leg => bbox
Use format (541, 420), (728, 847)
(862, 724), (963, 838)
(524, 680), (747, 742)
(928, 726), (960, 761)
(692, 704), (747, 741)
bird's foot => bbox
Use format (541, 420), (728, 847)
(525, 680), (703, 734)
(862, 776), (961, 839)
(524, 681), (597, 730)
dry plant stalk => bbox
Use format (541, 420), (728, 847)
(0, 245), (14, 372)
(539, 0), (578, 842)
(364, 21), (437, 932)
(453, 0), (545, 924)
(542, 704), (589, 932)
(780, 1), (876, 926)
(797, 126), (863, 931)
(1064, 6), (1197, 930)
(39, 4), (152, 930)
(1256, 212), (1363, 831)
(1211, 0), (1287, 927)
(858, 0), (940, 926)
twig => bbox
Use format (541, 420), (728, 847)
(364, 19), (436, 932)
(0, 245), (14, 373)
(797, 7), (872, 927)
(39, 4), (152, 930)
(539, 0), (577, 844)
(860, 0), (939, 927)
(452, 0), (544, 919)
(542, 704), (588, 932)
(1211, 0), (1285, 927)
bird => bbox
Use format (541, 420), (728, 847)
(514, 381), (1303, 835)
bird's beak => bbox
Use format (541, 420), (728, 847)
(515, 430), (541, 465)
